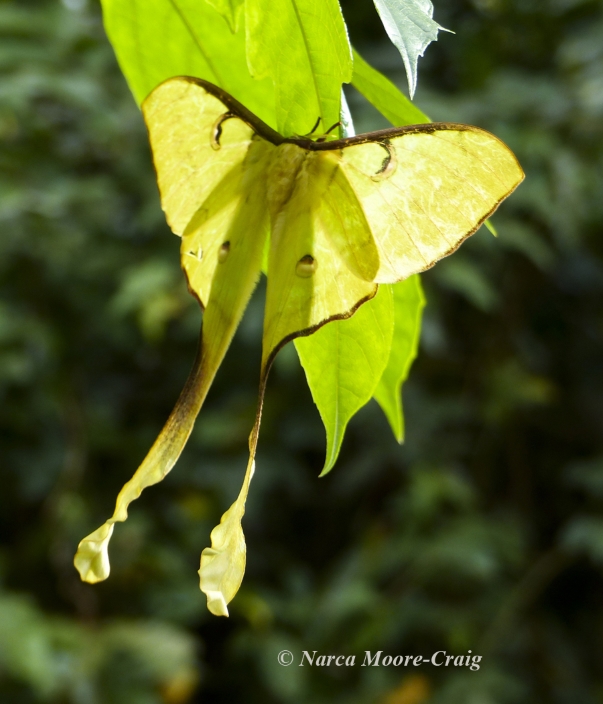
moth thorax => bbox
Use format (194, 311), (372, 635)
(266, 143), (309, 215)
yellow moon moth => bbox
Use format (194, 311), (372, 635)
(74, 77), (524, 616)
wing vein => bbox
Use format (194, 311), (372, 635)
(343, 162), (431, 269)
(392, 141), (491, 209)
(168, 0), (222, 84)
(426, 132), (510, 190)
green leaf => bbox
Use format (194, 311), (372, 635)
(372, 0), (448, 98)
(245, 0), (353, 136)
(295, 286), (394, 476)
(99, 0), (275, 124)
(205, 0), (244, 31)
(485, 218), (498, 237)
(351, 48), (430, 126)
(373, 276), (425, 443)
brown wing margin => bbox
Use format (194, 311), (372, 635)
(170, 79), (498, 152)
(287, 122), (520, 151)
(172, 77), (286, 146)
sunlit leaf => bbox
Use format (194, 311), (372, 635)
(205, 0), (244, 31)
(340, 88), (356, 137)
(374, 276), (425, 442)
(295, 285), (394, 476)
(99, 0), (275, 123)
(245, 0), (352, 136)
(352, 48), (429, 126)
(372, 0), (449, 98)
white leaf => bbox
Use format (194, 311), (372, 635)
(340, 88), (355, 137)
(373, 0), (449, 98)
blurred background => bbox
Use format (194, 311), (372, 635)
(1, 0), (603, 701)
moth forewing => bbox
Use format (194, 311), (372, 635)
(142, 80), (254, 237)
(336, 127), (524, 284)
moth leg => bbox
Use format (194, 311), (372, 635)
(317, 121), (342, 142)
(304, 116), (322, 136)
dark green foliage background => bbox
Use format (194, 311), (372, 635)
(1, 0), (603, 701)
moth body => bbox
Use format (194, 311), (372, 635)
(265, 142), (309, 217)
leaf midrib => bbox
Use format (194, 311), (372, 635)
(168, 0), (223, 85)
